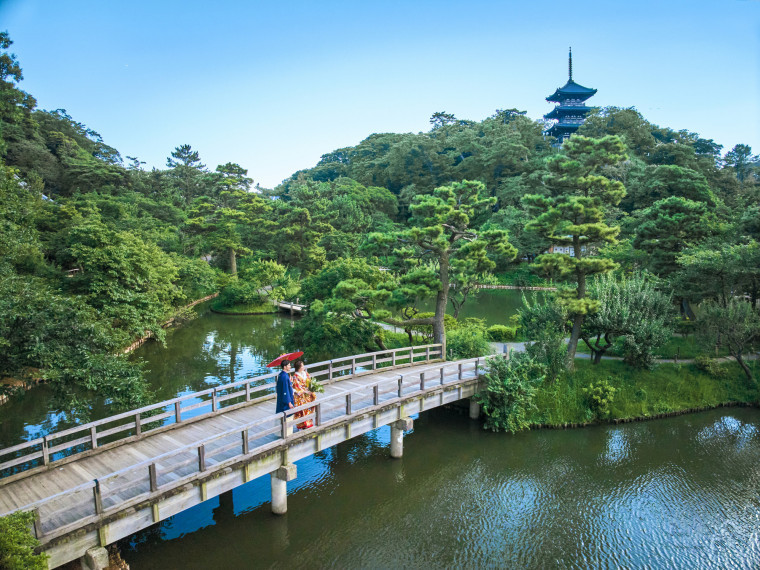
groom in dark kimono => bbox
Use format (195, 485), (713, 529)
(275, 360), (295, 413)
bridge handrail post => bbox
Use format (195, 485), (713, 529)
(372, 353), (377, 370)
(345, 393), (352, 415)
(198, 444), (206, 472)
(90, 426), (98, 450)
(420, 372), (425, 391)
(440, 366), (445, 385)
(134, 413), (141, 436)
(212, 389), (218, 412)
(242, 429), (250, 455)
(426, 346), (430, 362)
(373, 384), (379, 405)
(175, 401), (182, 424)
(245, 382), (251, 402)
(475, 358), (479, 377)
(328, 361), (333, 381)
(351, 357), (356, 376)
(280, 413), (288, 439)
(392, 351), (396, 367)
(93, 479), (103, 515)
(42, 435), (50, 466)
(398, 375), (403, 398)
(32, 507), (43, 539)
(409, 347), (413, 364)
(149, 463), (158, 492)
(315, 402), (322, 426)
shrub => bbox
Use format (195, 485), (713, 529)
(694, 355), (729, 379)
(583, 378), (616, 418)
(446, 322), (492, 359)
(674, 319), (696, 338)
(476, 353), (546, 433)
(0, 512), (48, 570)
(216, 279), (264, 308)
(487, 324), (516, 342)
(519, 294), (568, 381)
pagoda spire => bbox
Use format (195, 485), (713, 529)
(568, 47), (573, 81)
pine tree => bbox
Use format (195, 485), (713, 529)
(523, 135), (627, 368)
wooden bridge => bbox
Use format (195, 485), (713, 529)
(273, 299), (306, 314)
(0, 345), (493, 569)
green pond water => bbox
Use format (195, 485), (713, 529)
(121, 406), (760, 569)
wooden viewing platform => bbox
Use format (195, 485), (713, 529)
(0, 345), (493, 569)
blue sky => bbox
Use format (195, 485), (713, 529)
(1, 0), (758, 188)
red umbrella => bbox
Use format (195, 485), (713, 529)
(265, 351), (304, 368)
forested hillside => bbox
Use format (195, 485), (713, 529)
(1, 30), (758, 414)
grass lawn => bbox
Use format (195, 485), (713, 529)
(528, 359), (759, 427)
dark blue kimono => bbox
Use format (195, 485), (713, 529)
(275, 370), (294, 413)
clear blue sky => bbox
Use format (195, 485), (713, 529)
(2, 0), (758, 188)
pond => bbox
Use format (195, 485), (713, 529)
(120, 406), (760, 569)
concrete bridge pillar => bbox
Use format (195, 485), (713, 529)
(80, 546), (109, 570)
(390, 417), (413, 458)
(270, 463), (297, 515)
(469, 398), (480, 420)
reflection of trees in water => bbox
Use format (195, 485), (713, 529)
(1, 312), (297, 449)
(138, 312), (295, 398)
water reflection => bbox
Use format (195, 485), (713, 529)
(122, 407), (760, 569)
(0, 306), (296, 449)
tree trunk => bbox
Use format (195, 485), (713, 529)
(229, 247), (237, 276)
(433, 252), (450, 355)
(734, 352), (755, 384)
(566, 237), (585, 369)
(567, 314), (583, 369)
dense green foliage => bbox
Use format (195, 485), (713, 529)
(1, 32), (758, 423)
(476, 353), (546, 433)
(581, 272), (675, 367)
(0, 511), (48, 570)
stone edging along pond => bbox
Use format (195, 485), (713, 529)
(530, 401), (759, 431)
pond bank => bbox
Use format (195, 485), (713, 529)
(529, 400), (758, 430)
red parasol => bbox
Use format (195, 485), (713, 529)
(265, 351), (304, 368)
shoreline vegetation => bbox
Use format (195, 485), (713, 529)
(529, 359), (759, 427)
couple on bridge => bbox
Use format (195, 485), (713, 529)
(272, 352), (317, 430)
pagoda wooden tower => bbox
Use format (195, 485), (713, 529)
(544, 48), (597, 143)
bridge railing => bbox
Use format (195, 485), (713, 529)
(11, 353), (486, 543)
(0, 344), (442, 480)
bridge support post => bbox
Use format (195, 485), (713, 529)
(469, 399), (480, 420)
(390, 417), (413, 459)
(270, 463), (297, 515)
(80, 546), (109, 570)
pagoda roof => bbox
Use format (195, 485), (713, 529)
(545, 124), (579, 137)
(546, 80), (597, 102)
(544, 106), (594, 120)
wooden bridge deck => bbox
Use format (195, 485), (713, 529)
(0, 345), (494, 568)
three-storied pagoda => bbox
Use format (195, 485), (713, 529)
(544, 48), (596, 143)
